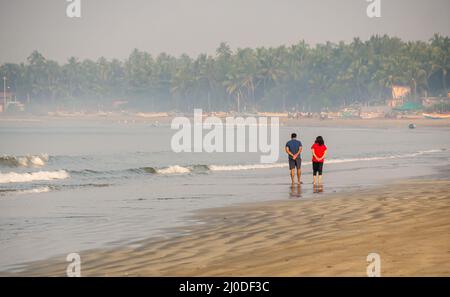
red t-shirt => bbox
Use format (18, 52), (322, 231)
(311, 143), (327, 163)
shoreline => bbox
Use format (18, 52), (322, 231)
(1, 114), (450, 129)
(4, 176), (450, 276)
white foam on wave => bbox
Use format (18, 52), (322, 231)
(28, 155), (48, 166)
(157, 165), (191, 175)
(0, 170), (69, 184)
(0, 154), (49, 167)
(209, 163), (287, 171)
(209, 149), (446, 172)
(328, 149), (445, 164)
(18, 186), (51, 194)
(152, 149), (446, 174)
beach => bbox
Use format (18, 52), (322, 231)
(1, 114), (450, 129)
(1, 0), (449, 282)
(4, 177), (449, 276)
(1, 117), (449, 275)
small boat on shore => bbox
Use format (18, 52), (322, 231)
(422, 113), (450, 120)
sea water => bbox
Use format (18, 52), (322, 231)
(0, 119), (449, 271)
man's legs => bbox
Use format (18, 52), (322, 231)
(297, 168), (301, 184)
(290, 169), (295, 184)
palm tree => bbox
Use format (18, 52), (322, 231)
(223, 72), (243, 112)
(1, 35), (449, 113)
(430, 34), (450, 96)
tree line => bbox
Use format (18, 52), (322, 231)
(1, 34), (449, 112)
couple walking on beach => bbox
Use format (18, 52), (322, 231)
(285, 133), (327, 186)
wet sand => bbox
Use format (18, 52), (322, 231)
(283, 117), (450, 129)
(1, 114), (450, 129)
(6, 178), (450, 276)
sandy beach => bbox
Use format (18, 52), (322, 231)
(1, 114), (450, 129)
(6, 177), (449, 277)
(2, 0), (450, 284)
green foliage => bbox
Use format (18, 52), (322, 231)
(1, 35), (449, 112)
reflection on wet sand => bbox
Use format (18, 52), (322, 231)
(313, 184), (324, 194)
(289, 184), (302, 198)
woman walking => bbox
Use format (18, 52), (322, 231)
(311, 136), (327, 185)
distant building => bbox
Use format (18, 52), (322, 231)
(388, 97), (404, 108)
(0, 91), (13, 113)
(422, 96), (450, 108)
(360, 105), (391, 119)
(0, 91), (25, 113)
(391, 85), (411, 99)
(6, 101), (25, 112)
(388, 85), (411, 108)
(393, 101), (423, 112)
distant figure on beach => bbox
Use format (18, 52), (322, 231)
(285, 133), (303, 184)
(311, 136), (327, 185)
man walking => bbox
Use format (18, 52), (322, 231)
(285, 133), (303, 184)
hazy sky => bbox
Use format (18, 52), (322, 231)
(1, 0), (449, 64)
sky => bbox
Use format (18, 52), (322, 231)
(0, 0), (449, 64)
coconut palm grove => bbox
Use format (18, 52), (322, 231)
(0, 34), (449, 112)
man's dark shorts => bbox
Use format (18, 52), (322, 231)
(289, 157), (302, 170)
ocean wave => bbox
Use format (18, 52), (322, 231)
(66, 148), (448, 177)
(129, 165), (209, 175)
(156, 165), (191, 174)
(327, 149), (445, 164)
(18, 186), (52, 194)
(0, 186), (52, 196)
(0, 154), (49, 167)
(128, 167), (157, 174)
(0, 183), (113, 197)
(209, 163), (287, 171)
(196, 149), (446, 172)
(0, 170), (70, 184)
(69, 169), (103, 175)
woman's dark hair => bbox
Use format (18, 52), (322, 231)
(315, 136), (325, 146)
